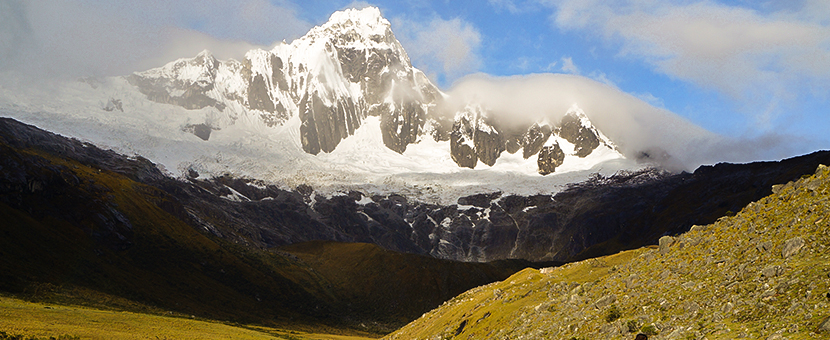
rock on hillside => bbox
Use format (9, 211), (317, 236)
(386, 165), (830, 339)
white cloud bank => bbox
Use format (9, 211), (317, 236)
(392, 16), (483, 84)
(445, 73), (801, 170)
(540, 0), (830, 128)
(0, 0), (311, 80)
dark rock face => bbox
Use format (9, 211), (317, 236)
(182, 123), (212, 141)
(522, 123), (552, 159)
(445, 108), (612, 171)
(127, 76), (223, 112)
(380, 98), (425, 154)
(450, 130), (477, 169)
(474, 125), (504, 167)
(247, 74), (275, 113)
(270, 55), (289, 92)
(504, 134), (523, 154)
(242, 53), (291, 127)
(298, 90), (363, 155)
(457, 192), (502, 207)
(559, 112), (601, 158)
(449, 108), (507, 168)
(3, 117), (830, 264)
(537, 143), (565, 175)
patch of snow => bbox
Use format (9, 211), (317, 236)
(356, 195), (374, 205)
(440, 217), (453, 230)
(221, 185), (250, 202)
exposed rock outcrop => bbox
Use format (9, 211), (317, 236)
(537, 143), (565, 175)
(559, 111), (601, 157)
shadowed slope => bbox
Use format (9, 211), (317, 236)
(0, 118), (540, 334)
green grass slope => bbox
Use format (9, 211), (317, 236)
(387, 165), (830, 339)
(0, 130), (540, 335)
(0, 295), (377, 340)
(280, 241), (549, 328)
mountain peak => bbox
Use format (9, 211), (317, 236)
(314, 6), (393, 42)
(561, 103), (619, 153)
(564, 103), (591, 126)
(327, 6), (388, 28)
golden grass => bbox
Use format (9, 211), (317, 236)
(387, 165), (830, 339)
(0, 296), (378, 340)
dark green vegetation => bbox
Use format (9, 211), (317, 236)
(0, 118), (543, 334)
(387, 165), (830, 339)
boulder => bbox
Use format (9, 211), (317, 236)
(659, 236), (675, 254)
(782, 237), (805, 258)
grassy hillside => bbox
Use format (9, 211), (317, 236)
(280, 241), (548, 327)
(387, 165), (830, 339)
(0, 295), (374, 340)
(0, 128), (539, 335)
(0, 140), (328, 325)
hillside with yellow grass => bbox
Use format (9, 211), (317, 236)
(388, 165), (830, 339)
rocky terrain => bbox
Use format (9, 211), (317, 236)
(387, 165), (830, 339)
(3, 117), (829, 266)
(177, 150), (830, 263)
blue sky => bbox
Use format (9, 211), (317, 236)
(1, 0), (828, 161)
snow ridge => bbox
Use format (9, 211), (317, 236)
(0, 6), (641, 205)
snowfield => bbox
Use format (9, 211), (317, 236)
(0, 76), (641, 205)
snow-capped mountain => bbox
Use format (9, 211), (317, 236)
(0, 6), (637, 204)
(127, 7), (623, 173)
(128, 7), (441, 156)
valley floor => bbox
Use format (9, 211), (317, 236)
(0, 296), (376, 340)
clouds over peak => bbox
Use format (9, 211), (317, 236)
(0, 0), (311, 79)
(392, 16), (483, 86)
(541, 0), (830, 128)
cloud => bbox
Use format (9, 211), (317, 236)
(444, 73), (797, 170)
(544, 61), (558, 71)
(540, 0), (830, 127)
(589, 70), (616, 88)
(392, 16), (483, 85)
(634, 92), (664, 108)
(342, 1), (375, 11)
(489, 0), (521, 14)
(0, 0), (310, 80)
(559, 56), (580, 74)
